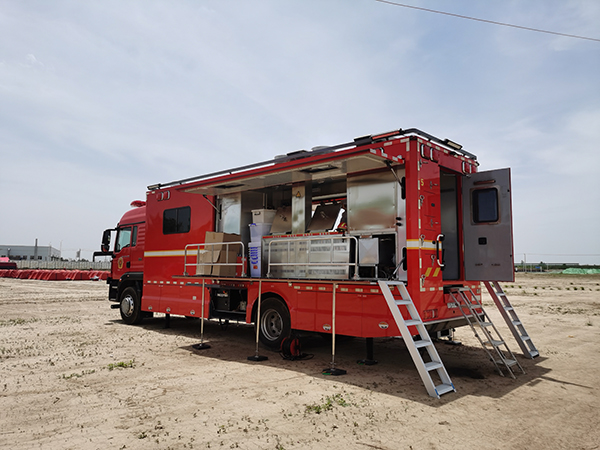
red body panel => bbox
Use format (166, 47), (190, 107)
(108, 132), (494, 338)
(142, 190), (215, 315)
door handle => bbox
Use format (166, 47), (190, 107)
(436, 234), (445, 269)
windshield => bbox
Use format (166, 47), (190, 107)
(115, 227), (132, 252)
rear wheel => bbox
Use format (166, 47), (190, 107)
(119, 286), (143, 325)
(258, 298), (291, 350)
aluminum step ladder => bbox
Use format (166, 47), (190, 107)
(378, 281), (455, 398)
(448, 286), (525, 379)
(484, 281), (539, 359)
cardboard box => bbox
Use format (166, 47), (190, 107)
(195, 249), (212, 276)
(204, 232), (241, 276)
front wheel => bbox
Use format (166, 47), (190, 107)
(119, 286), (143, 325)
(258, 298), (291, 350)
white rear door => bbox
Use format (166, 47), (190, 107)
(462, 168), (514, 281)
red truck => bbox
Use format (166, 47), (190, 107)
(95, 128), (537, 397)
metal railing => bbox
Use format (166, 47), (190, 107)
(266, 234), (358, 279)
(184, 241), (246, 277)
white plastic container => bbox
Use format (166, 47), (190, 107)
(249, 223), (271, 242)
(249, 241), (262, 277)
(251, 209), (276, 224)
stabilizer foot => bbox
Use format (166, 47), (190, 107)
(357, 359), (378, 366)
(192, 343), (211, 350)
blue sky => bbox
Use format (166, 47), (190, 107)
(1, 1), (599, 264)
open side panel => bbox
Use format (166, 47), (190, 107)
(462, 168), (514, 281)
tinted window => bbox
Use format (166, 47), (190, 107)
(472, 188), (499, 223)
(163, 206), (191, 234)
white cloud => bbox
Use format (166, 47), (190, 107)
(1, 0), (599, 262)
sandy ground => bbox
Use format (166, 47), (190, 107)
(0, 273), (599, 450)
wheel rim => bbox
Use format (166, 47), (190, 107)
(121, 294), (134, 318)
(260, 308), (283, 342)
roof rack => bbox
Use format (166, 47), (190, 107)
(148, 128), (476, 191)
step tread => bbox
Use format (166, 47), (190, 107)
(405, 319), (422, 327)
(414, 339), (432, 349)
(424, 361), (443, 371)
(435, 384), (455, 396)
(395, 299), (411, 306)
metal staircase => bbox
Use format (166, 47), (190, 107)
(484, 281), (539, 359)
(378, 281), (455, 398)
(447, 286), (525, 379)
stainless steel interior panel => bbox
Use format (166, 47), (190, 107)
(217, 191), (264, 244)
(269, 206), (293, 234)
(358, 238), (379, 266)
(184, 154), (388, 197)
(218, 193), (241, 234)
(291, 182), (312, 234)
(347, 171), (397, 233)
(307, 203), (343, 232)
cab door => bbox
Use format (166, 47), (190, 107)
(112, 225), (137, 279)
(462, 168), (514, 281)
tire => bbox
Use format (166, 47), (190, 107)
(258, 298), (291, 350)
(119, 286), (143, 325)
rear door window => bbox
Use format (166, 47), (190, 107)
(472, 188), (499, 223)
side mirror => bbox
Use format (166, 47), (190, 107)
(101, 229), (112, 253)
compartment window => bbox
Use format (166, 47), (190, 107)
(472, 188), (499, 223)
(163, 206), (191, 234)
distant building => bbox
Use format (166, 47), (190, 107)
(0, 244), (61, 261)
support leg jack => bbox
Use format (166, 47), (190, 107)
(357, 337), (378, 365)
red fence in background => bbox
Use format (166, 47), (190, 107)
(0, 269), (108, 281)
